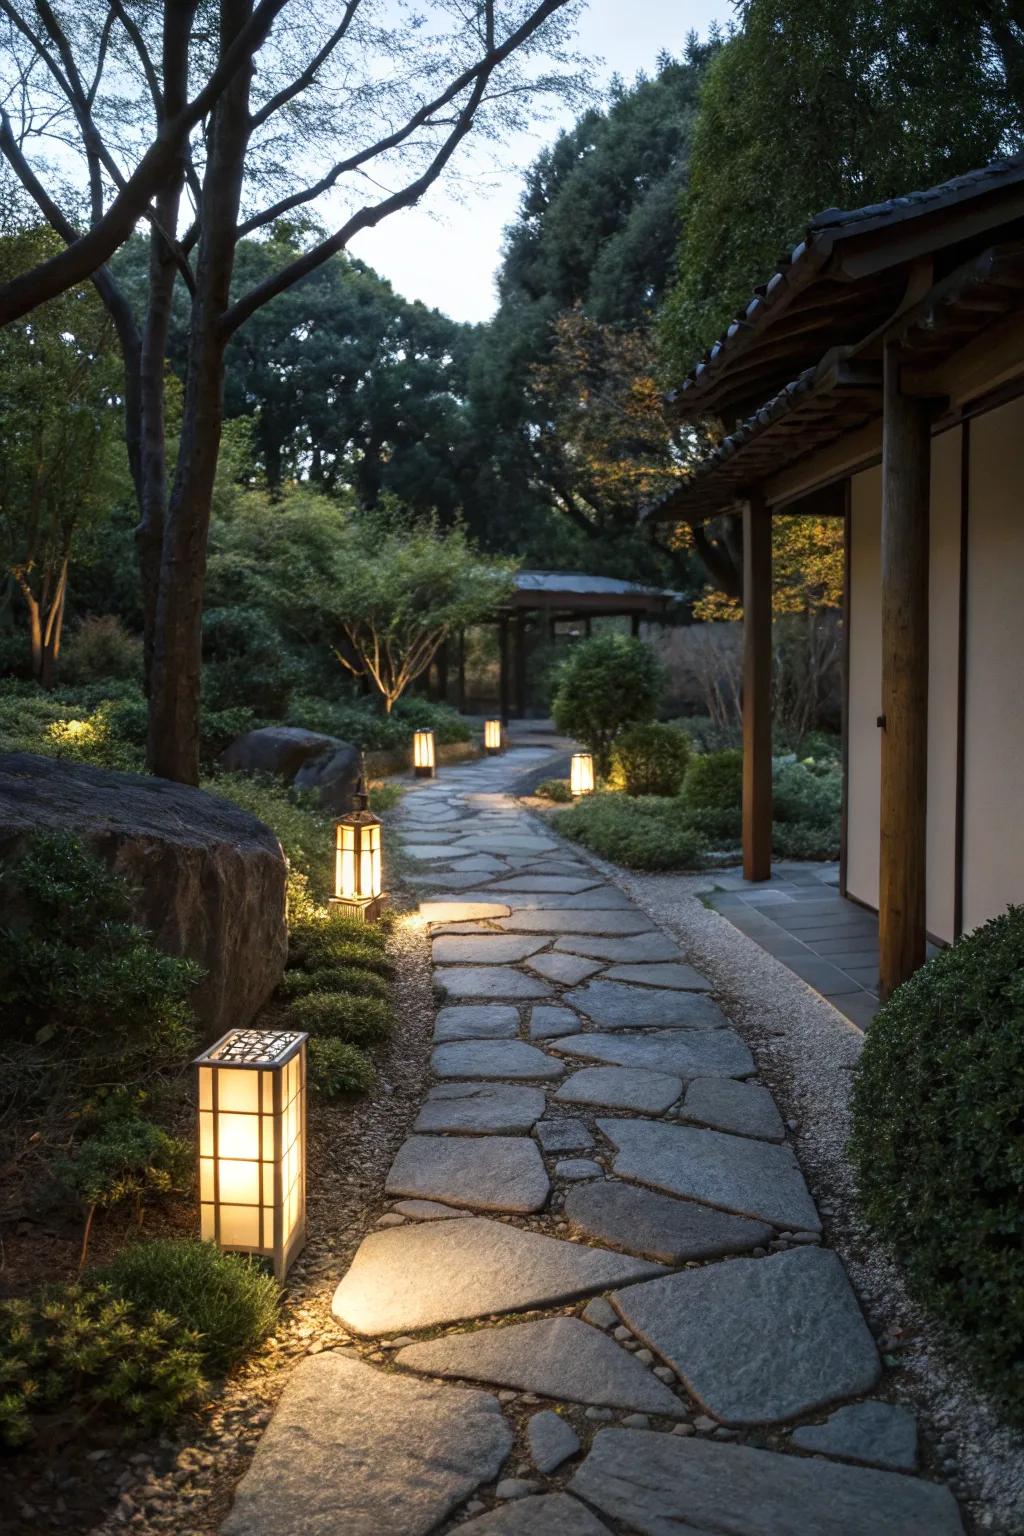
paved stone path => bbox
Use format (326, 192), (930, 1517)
(224, 751), (964, 1536)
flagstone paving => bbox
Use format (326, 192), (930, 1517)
(223, 750), (963, 1536)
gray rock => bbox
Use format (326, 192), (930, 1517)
(555, 1159), (603, 1180)
(432, 936), (548, 965)
(791, 1401), (919, 1471)
(498, 910), (655, 935)
(434, 1006), (520, 1042)
(456, 1494), (610, 1534)
(332, 1217), (664, 1334)
(598, 1118), (820, 1232)
(582, 1297), (618, 1329)
(681, 1077), (785, 1142)
(220, 724), (359, 810)
(489, 876), (603, 894)
(602, 963), (713, 991)
(569, 1429), (963, 1535)
(565, 1182), (772, 1264)
(529, 1005), (582, 1040)
(385, 1134), (549, 1214)
(555, 1067), (682, 1115)
(527, 953), (605, 985)
(437, 967), (553, 1000)
(557, 1030), (754, 1082)
(396, 1317), (683, 1417)
(526, 1411), (582, 1474)
(535, 1120), (595, 1153)
(414, 1083), (547, 1135)
(219, 1353), (510, 1536)
(391, 1199), (462, 1220)
(563, 980), (726, 1032)
(555, 934), (682, 963)
(611, 1247), (879, 1426)
(494, 1480), (540, 1500)
(433, 1041), (565, 1081)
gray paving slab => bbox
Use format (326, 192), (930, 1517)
(535, 1119), (595, 1153)
(611, 1247), (878, 1425)
(455, 835), (560, 854)
(414, 1083), (546, 1135)
(554, 933), (682, 963)
(409, 870), (494, 890)
(455, 1494), (610, 1534)
(405, 844), (481, 861)
(332, 1217), (665, 1333)
(602, 963), (713, 991)
(565, 1180), (772, 1263)
(436, 966), (553, 1000)
(555, 1066), (682, 1115)
(680, 1077), (785, 1142)
(434, 1005), (520, 1042)
(526, 1412), (582, 1475)
(498, 909), (655, 935)
(487, 876), (604, 893)
(391, 1199), (463, 1220)
(556, 1030), (755, 1081)
(420, 899), (511, 923)
(385, 1134), (550, 1214)
(433, 1040), (565, 1081)
(396, 1316), (684, 1416)
(528, 1004), (583, 1039)
(563, 980), (727, 1031)
(555, 1158), (603, 1180)
(791, 1400), (918, 1470)
(597, 1118), (821, 1231)
(527, 952), (605, 985)
(432, 935), (548, 965)
(450, 888), (635, 911)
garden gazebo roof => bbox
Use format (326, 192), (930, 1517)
(503, 570), (683, 615)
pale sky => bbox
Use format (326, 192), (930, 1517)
(348, 0), (727, 323)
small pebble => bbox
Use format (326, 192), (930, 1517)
(613, 1326), (632, 1342)
(634, 1348), (654, 1365)
(653, 1366), (675, 1382)
(586, 1407), (615, 1421)
(694, 1415), (717, 1433)
(582, 1297), (618, 1330)
(622, 1414), (649, 1429)
(672, 1423), (695, 1437)
(495, 1479), (539, 1500)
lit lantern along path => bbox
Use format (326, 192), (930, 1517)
(222, 751), (965, 1536)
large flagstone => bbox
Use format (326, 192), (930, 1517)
(565, 1180), (771, 1263)
(455, 1495), (611, 1534)
(432, 935), (548, 965)
(436, 966), (553, 1000)
(555, 1066), (682, 1115)
(487, 876), (604, 893)
(602, 962), (713, 991)
(385, 1134), (550, 1214)
(680, 1076), (785, 1142)
(554, 933), (682, 962)
(556, 1029), (754, 1081)
(414, 1082), (546, 1135)
(433, 1040), (565, 1081)
(498, 909), (655, 935)
(563, 979), (726, 1031)
(433, 1005), (519, 1042)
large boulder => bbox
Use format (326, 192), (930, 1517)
(220, 726), (361, 814)
(0, 752), (288, 1039)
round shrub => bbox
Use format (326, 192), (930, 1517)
(277, 964), (388, 1001)
(287, 914), (391, 974)
(682, 748), (743, 843)
(61, 615), (142, 684)
(289, 989), (393, 1046)
(609, 723), (691, 797)
(308, 1037), (375, 1098)
(849, 906), (1024, 1419)
(534, 778), (573, 803)
(551, 634), (663, 773)
(102, 1239), (280, 1375)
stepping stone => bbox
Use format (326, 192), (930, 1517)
(430, 921), (497, 936)
(463, 889), (633, 911)
(433, 935), (547, 965)
(498, 910), (655, 935)
(220, 1353), (511, 1536)
(332, 1217), (665, 1333)
(456, 1494), (610, 1534)
(599, 1118), (819, 1231)
(566, 1181), (771, 1264)
(555, 1158), (603, 1180)
(558, 1030), (754, 1081)
(569, 1428), (964, 1535)
(409, 870), (489, 890)
(564, 980), (726, 1032)
(555, 1067), (682, 1115)
(612, 1247), (879, 1426)
(535, 1120), (595, 1153)
(456, 836), (560, 854)
(396, 1316), (684, 1417)
(681, 1077), (785, 1142)
(528, 1004), (581, 1039)
(603, 963), (713, 991)
(433, 1040), (565, 1081)
(791, 1400), (918, 1471)
(434, 1005), (519, 1042)
(392, 1199), (462, 1220)
(420, 899), (511, 923)
(527, 952), (604, 985)
(488, 876), (602, 894)
(436, 967), (553, 1000)
(454, 855), (509, 872)
(385, 1135), (550, 1214)
(527, 1411), (582, 1474)
(405, 844), (480, 861)
(555, 933), (682, 962)
(415, 1083), (546, 1135)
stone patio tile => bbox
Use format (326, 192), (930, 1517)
(842, 966), (881, 988)
(433, 1040), (565, 1081)
(791, 1400), (918, 1471)
(555, 1066), (682, 1115)
(565, 1181), (771, 1264)
(487, 876), (603, 894)
(528, 1005), (582, 1039)
(563, 980), (726, 1032)
(385, 1134), (550, 1214)
(434, 1005), (520, 1042)
(436, 966), (553, 1000)
(455, 1494), (610, 1534)
(432, 935), (548, 965)
(811, 940), (879, 960)
(332, 1217), (665, 1333)
(498, 910), (655, 935)
(568, 1429), (965, 1535)
(754, 933), (814, 957)
(535, 1119), (595, 1153)
(554, 933), (682, 963)
(414, 1083), (546, 1135)
(220, 1353), (511, 1536)
(526, 1412), (582, 1474)
(527, 952), (604, 985)
(680, 1077), (785, 1142)
(833, 992), (879, 1030)
(597, 1118), (820, 1232)
(557, 1030), (754, 1081)
(778, 957), (865, 993)
(602, 963), (713, 991)
(611, 1247), (878, 1425)
(396, 1316), (684, 1416)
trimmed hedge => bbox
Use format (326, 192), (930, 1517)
(558, 793), (707, 871)
(609, 723), (691, 797)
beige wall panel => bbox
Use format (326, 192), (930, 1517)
(963, 398), (1024, 931)
(845, 467), (882, 910)
(926, 428), (962, 944)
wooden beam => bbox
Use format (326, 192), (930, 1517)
(514, 612), (527, 719)
(879, 341), (931, 999)
(498, 617), (510, 724)
(742, 494), (773, 881)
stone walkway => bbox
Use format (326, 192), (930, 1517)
(222, 752), (964, 1536)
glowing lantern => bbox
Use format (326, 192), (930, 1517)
(194, 1028), (307, 1281)
(330, 773), (384, 923)
(484, 719), (503, 754)
(413, 728), (436, 778)
(570, 752), (595, 797)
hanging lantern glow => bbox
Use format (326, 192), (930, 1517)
(484, 719), (503, 754)
(570, 752), (595, 797)
(330, 770), (385, 923)
(194, 1028), (307, 1282)
(413, 728), (436, 778)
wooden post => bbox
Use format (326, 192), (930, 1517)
(742, 495), (772, 882)
(498, 616), (510, 724)
(514, 612), (527, 718)
(435, 639), (448, 702)
(879, 341), (930, 999)
(457, 628), (466, 714)
(630, 612), (641, 638)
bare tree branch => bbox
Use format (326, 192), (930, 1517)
(248, 0), (361, 129)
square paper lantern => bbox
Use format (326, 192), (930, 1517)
(484, 719), (503, 754)
(331, 781), (384, 923)
(195, 1029), (308, 1281)
(570, 752), (595, 797)
(413, 728), (436, 778)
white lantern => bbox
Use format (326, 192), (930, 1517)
(570, 752), (595, 797)
(330, 775), (384, 922)
(195, 1028), (307, 1281)
(413, 728), (436, 778)
(484, 719), (503, 754)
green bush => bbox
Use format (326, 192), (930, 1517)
(771, 759), (841, 859)
(285, 694), (471, 751)
(62, 1104), (192, 1217)
(202, 604), (297, 717)
(277, 964), (389, 1001)
(534, 778), (573, 803)
(667, 714), (740, 754)
(308, 1037), (376, 1098)
(681, 748), (743, 843)
(0, 1284), (206, 1448)
(850, 907), (1024, 1419)
(289, 990), (393, 1047)
(287, 912), (391, 974)
(551, 635), (664, 773)
(209, 772), (334, 900)
(609, 723), (691, 797)
(558, 793), (707, 871)
(61, 615), (141, 685)
(101, 1239), (280, 1375)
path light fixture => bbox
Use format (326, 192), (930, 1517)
(484, 719), (503, 755)
(330, 765), (385, 923)
(570, 752), (595, 797)
(413, 728), (436, 778)
(194, 1028), (307, 1282)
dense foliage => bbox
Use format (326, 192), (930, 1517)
(850, 907), (1024, 1419)
(558, 792), (709, 871)
(551, 634), (664, 773)
(609, 723), (692, 797)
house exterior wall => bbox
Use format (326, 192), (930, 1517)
(845, 467), (882, 912)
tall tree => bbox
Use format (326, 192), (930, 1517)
(0, 0), (583, 783)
